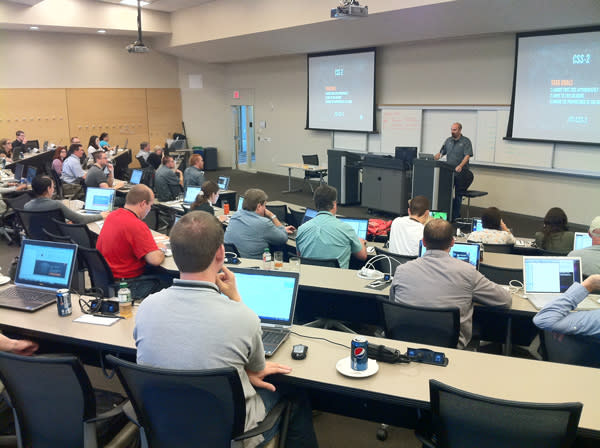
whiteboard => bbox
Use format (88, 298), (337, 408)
(333, 131), (368, 151)
(421, 110), (477, 156)
(380, 109), (422, 154)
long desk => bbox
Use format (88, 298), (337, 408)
(0, 306), (598, 439)
(5, 148), (54, 174)
(279, 163), (327, 193)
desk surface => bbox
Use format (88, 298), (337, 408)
(0, 305), (598, 435)
(280, 163), (327, 172)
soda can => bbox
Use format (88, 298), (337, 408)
(56, 289), (72, 317)
(351, 336), (368, 371)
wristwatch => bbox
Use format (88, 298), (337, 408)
(270, 214), (277, 221)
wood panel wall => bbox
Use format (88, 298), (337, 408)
(0, 88), (182, 167)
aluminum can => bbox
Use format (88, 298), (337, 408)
(351, 336), (368, 371)
(56, 289), (72, 317)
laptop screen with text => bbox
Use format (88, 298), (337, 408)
(184, 186), (202, 204)
(338, 217), (369, 240)
(15, 239), (77, 291)
(84, 187), (115, 212)
(573, 232), (592, 250)
(472, 218), (483, 232)
(524, 257), (581, 294)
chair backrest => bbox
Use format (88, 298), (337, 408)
(289, 208), (306, 228)
(379, 300), (460, 348)
(540, 330), (600, 368)
(0, 351), (96, 448)
(539, 248), (571, 256)
(482, 243), (514, 254)
(268, 204), (288, 223)
(106, 355), (245, 448)
(224, 243), (240, 257)
(143, 205), (160, 231)
(54, 218), (97, 248)
(50, 169), (64, 199)
(374, 246), (417, 274)
(77, 246), (116, 297)
(302, 154), (319, 165)
(14, 207), (65, 241)
(300, 256), (340, 268)
(428, 379), (582, 448)
(479, 263), (523, 284)
(2, 193), (32, 212)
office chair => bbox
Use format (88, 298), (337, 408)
(539, 248), (571, 256)
(50, 169), (69, 200)
(300, 257), (340, 268)
(106, 355), (290, 448)
(539, 330), (600, 368)
(77, 246), (161, 300)
(2, 193), (32, 245)
(416, 379), (582, 448)
(481, 242), (514, 254)
(479, 263), (523, 284)
(0, 351), (134, 448)
(53, 218), (98, 248)
(373, 247), (417, 274)
(13, 208), (65, 241)
(301, 154), (327, 192)
(288, 208), (306, 228)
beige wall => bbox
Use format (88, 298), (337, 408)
(0, 30), (179, 88)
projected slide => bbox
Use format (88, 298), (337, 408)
(511, 28), (600, 144)
(307, 49), (376, 132)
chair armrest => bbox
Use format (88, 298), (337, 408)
(233, 399), (288, 441)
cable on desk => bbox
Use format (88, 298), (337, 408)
(508, 280), (525, 298)
(290, 331), (350, 350)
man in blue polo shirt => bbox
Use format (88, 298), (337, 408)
(296, 185), (367, 269)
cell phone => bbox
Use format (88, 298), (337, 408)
(292, 344), (308, 360)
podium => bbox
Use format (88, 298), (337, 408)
(412, 159), (455, 218)
(327, 149), (362, 205)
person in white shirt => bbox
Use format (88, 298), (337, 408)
(388, 195), (430, 256)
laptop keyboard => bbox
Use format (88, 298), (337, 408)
(2, 286), (56, 303)
(262, 329), (288, 356)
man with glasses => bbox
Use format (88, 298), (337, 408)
(61, 143), (87, 198)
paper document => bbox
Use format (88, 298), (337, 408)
(74, 314), (120, 326)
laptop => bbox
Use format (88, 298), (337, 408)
(26, 166), (37, 184)
(127, 169), (143, 187)
(82, 187), (115, 214)
(230, 268), (299, 357)
(183, 186), (202, 205)
(302, 208), (318, 224)
(523, 257), (584, 309)
(217, 176), (230, 191)
(573, 232), (592, 250)
(429, 210), (449, 221)
(338, 217), (369, 240)
(0, 239), (78, 312)
(419, 241), (482, 269)
(472, 217), (483, 232)
(237, 195), (244, 211)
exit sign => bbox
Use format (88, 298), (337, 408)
(233, 91), (240, 99)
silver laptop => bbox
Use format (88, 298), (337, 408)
(0, 239), (78, 312)
(523, 257), (583, 309)
(82, 187), (115, 214)
(230, 268), (299, 357)
(183, 186), (202, 205)
(217, 176), (230, 192)
(573, 232), (592, 250)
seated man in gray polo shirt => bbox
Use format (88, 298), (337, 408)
(183, 153), (204, 189)
(154, 156), (183, 202)
(390, 219), (511, 348)
(224, 188), (294, 259)
(568, 216), (600, 277)
(134, 211), (318, 448)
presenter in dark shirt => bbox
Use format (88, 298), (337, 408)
(434, 122), (474, 221)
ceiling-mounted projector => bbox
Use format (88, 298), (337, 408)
(126, 41), (150, 53)
(331, 0), (368, 19)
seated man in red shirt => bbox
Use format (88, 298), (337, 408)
(97, 184), (175, 299)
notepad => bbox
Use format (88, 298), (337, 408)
(74, 314), (120, 326)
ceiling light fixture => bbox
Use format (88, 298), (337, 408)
(29, 26), (39, 30)
(120, 0), (149, 6)
(97, 29), (107, 33)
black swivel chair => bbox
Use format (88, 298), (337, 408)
(481, 242), (514, 254)
(479, 263), (523, 284)
(14, 208), (65, 241)
(2, 193), (32, 245)
(416, 379), (582, 448)
(0, 351), (133, 448)
(539, 330), (600, 368)
(106, 355), (290, 448)
(288, 208), (306, 228)
(373, 247), (417, 275)
(54, 218), (98, 248)
(302, 154), (327, 192)
(300, 257), (340, 268)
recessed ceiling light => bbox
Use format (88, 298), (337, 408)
(29, 26), (39, 30)
(120, 0), (149, 6)
(97, 29), (107, 33)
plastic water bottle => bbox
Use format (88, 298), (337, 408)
(118, 282), (133, 318)
(262, 248), (272, 270)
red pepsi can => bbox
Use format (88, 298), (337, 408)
(351, 336), (368, 371)
(56, 289), (72, 317)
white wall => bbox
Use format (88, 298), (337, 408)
(0, 30), (179, 88)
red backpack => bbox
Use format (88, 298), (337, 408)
(367, 219), (392, 237)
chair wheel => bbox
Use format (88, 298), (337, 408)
(376, 428), (388, 441)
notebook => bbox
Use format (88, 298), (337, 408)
(217, 176), (230, 191)
(419, 241), (481, 269)
(183, 186), (202, 205)
(523, 257), (584, 309)
(82, 187), (115, 214)
(573, 232), (592, 250)
(429, 210), (449, 221)
(0, 239), (78, 312)
(472, 217), (483, 232)
(338, 217), (369, 240)
(230, 268), (299, 357)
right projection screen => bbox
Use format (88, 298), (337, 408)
(508, 27), (600, 145)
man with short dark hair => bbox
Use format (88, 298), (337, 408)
(296, 185), (367, 269)
(86, 151), (115, 188)
(60, 143), (87, 198)
(388, 195), (430, 256)
(390, 219), (511, 348)
(136, 142), (151, 168)
(12, 130), (26, 153)
(568, 216), (600, 277)
(154, 156), (183, 201)
(224, 188), (293, 259)
(183, 154), (204, 188)
(97, 184), (174, 299)
(134, 211), (319, 448)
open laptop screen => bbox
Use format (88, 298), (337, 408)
(573, 232), (592, 250)
(231, 269), (299, 325)
(429, 211), (448, 221)
(14, 164), (24, 180)
(472, 218), (483, 232)
(523, 257), (581, 294)
(129, 169), (143, 185)
(338, 217), (368, 240)
(183, 186), (202, 204)
(237, 196), (244, 211)
(15, 239), (77, 291)
(217, 176), (230, 190)
(302, 208), (318, 224)
(419, 241), (481, 269)
(84, 187), (115, 212)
